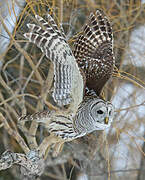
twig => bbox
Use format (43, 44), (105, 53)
(0, 113), (30, 153)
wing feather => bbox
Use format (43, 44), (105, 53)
(24, 15), (83, 106)
(73, 9), (114, 95)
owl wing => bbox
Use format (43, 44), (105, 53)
(24, 14), (82, 106)
(19, 110), (78, 141)
(73, 9), (115, 96)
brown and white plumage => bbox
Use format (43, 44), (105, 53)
(73, 9), (115, 96)
(22, 10), (114, 143)
(24, 14), (84, 107)
(19, 97), (114, 140)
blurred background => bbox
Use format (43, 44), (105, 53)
(0, 0), (145, 180)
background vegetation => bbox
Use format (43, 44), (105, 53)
(0, 0), (145, 179)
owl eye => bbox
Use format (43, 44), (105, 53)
(97, 110), (104, 114)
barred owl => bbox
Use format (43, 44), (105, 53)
(21, 10), (114, 141)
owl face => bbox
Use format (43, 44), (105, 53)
(90, 100), (114, 130)
(74, 97), (114, 135)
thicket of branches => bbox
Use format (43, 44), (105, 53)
(0, 0), (145, 180)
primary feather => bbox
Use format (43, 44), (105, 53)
(73, 9), (115, 96)
(24, 15), (83, 107)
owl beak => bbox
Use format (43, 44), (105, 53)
(104, 117), (109, 124)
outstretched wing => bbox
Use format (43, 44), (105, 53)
(73, 9), (115, 96)
(24, 14), (81, 106)
(19, 110), (78, 141)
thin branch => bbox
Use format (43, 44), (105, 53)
(0, 113), (29, 153)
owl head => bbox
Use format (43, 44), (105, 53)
(74, 96), (114, 136)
